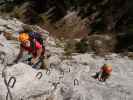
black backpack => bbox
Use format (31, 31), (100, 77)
(28, 32), (45, 48)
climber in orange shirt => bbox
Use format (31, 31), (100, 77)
(93, 64), (112, 82)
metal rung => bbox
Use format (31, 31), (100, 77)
(7, 77), (16, 88)
(74, 79), (79, 86)
(36, 72), (43, 79)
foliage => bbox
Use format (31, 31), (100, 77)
(1, 3), (14, 12)
(64, 40), (75, 58)
(75, 38), (89, 53)
(0, 0), (130, 32)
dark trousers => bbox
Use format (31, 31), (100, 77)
(94, 71), (110, 82)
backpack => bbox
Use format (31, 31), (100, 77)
(28, 31), (49, 47)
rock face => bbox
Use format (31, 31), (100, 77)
(87, 34), (117, 55)
(0, 17), (133, 100)
(0, 17), (23, 33)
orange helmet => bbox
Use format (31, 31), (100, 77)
(18, 33), (29, 42)
(102, 64), (112, 73)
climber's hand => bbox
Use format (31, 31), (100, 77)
(31, 58), (38, 64)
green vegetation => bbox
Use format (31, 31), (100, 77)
(64, 40), (75, 58)
(0, 0), (130, 32)
(75, 38), (89, 53)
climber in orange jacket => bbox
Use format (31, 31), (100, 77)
(93, 64), (112, 82)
